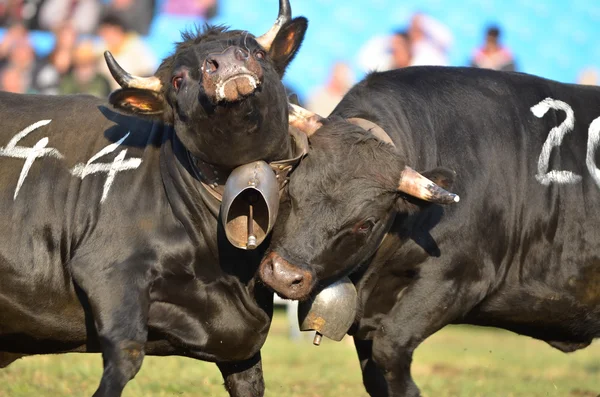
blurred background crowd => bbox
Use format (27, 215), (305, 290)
(1, 0), (599, 117)
(0, 0), (217, 97)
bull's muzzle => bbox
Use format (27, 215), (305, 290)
(221, 161), (279, 250)
(259, 252), (315, 300)
(202, 46), (263, 103)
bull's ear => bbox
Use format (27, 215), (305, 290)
(420, 167), (456, 191)
(108, 88), (166, 116)
(268, 17), (307, 77)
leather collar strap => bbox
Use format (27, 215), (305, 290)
(190, 128), (309, 202)
(190, 118), (390, 202)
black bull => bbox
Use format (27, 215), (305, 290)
(0, 0), (308, 395)
(0, 94), (274, 394)
(261, 67), (600, 397)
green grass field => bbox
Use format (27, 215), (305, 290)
(1, 308), (598, 397)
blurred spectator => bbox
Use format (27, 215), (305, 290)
(577, 67), (598, 86)
(102, 0), (156, 36)
(31, 22), (76, 94)
(37, 0), (101, 34)
(389, 30), (412, 69)
(0, 31), (38, 91)
(0, 23), (28, 68)
(408, 13), (453, 66)
(306, 62), (354, 116)
(163, 0), (218, 20)
(0, 0), (22, 27)
(356, 34), (394, 73)
(60, 40), (111, 97)
(0, 64), (32, 93)
(470, 25), (516, 72)
(97, 13), (157, 91)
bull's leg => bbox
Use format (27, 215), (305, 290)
(70, 259), (152, 397)
(354, 338), (388, 396)
(369, 277), (485, 397)
(217, 352), (265, 397)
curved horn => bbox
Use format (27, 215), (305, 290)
(288, 103), (324, 136)
(398, 167), (460, 204)
(348, 118), (395, 146)
(104, 51), (162, 92)
(256, 0), (292, 51)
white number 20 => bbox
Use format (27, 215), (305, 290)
(530, 98), (582, 185)
(531, 98), (600, 190)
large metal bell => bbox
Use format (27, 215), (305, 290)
(298, 277), (358, 345)
(221, 161), (279, 250)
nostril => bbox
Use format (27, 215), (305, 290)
(262, 258), (274, 277)
(205, 59), (219, 73)
(291, 276), (303, 286)
(234, 48), (249, 61)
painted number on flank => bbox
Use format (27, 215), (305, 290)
(531, 97), (600, 190)
(0, 120), (63, 199)
(586, 116), (600, 188)
(0, 120), (142, 202)
(70, 132), (142, 203)
(530, 98), (582, 185)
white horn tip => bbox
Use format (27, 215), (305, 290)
(453, 195), (460, 203)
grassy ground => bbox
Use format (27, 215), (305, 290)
(1, 308), (598, 397)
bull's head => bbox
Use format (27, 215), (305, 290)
(104, 0), (307, 167)
(259, 106), (459, 301)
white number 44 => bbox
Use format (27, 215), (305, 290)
(0, 120), (142, 203)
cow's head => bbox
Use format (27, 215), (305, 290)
(104, 0), (307, 167)
(258, 106), (459, 300)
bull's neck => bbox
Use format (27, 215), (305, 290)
(160, 126), (307, 249)
(191, 118), (295, 167)
(160, 132), (221, 252)
(160, 131), (274, 293)
(182, 127), (308, 204)
(159, 132), (273, 322)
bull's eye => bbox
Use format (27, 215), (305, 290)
(353, 219), (375, 235)
(172, 76), (183, 91)
(255, 50), (266, 60)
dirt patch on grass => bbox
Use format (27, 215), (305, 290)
(412, 362), (463, 377)
(569, 389), (599, 397)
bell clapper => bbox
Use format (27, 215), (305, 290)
(247, 202), (257, 249)
(313, 332), (323, 346)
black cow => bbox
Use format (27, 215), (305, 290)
(259, 67), (600, 396)
(0, 1), (307, 396)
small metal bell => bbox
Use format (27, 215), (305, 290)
(298, 277), (358, 345)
